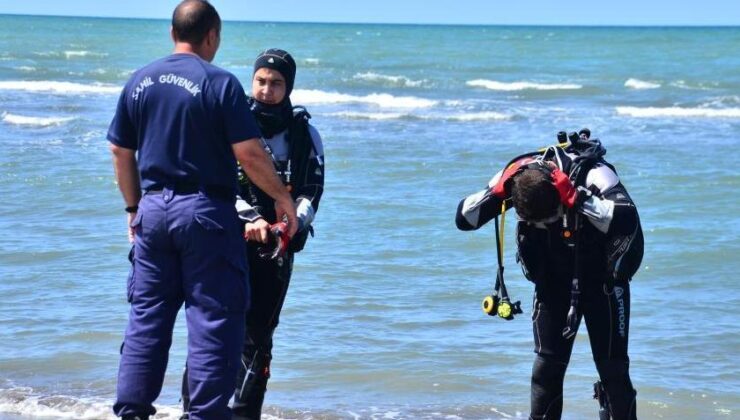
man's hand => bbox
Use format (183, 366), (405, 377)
(244, 219), (271, 243)
(127, 211), (137, 243)
(274, 198), (298, 237)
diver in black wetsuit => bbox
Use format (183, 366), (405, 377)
(456, 131), (643, 420)
(181, 48), (324, 420)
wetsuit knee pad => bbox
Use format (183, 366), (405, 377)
(531, 355), (568, 420)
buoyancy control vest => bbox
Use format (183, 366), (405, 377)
(513, 139), (644, 285)
(238, 106), (321, 253)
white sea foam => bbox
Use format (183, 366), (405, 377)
(15, 66), (37, 72)
(329, 111), (410, 120)
(466, 79), (582, 91)
(1, 112), (75, 126)
(292, 89), (437, 109)
(624, 78), (661, 89)
(674, 80), (720, 90)
(616, 106), (740, 118)
(0, 80), (121, 95)
(353, 72), (426, 88)
(0, 387), (280, 420)
(446, 111), (511, 121)
(304, 58), (320, 65)
(327, 110), (511, 122)
(64, 50), (108, 59)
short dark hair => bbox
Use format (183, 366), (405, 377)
(511, 168), (560, 221)
(172, 0), (221, 45)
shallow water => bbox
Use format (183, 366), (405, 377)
(0, 15), (738, 419)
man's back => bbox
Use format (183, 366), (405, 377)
(108, 53), (255, 192)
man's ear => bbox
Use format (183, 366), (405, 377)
(170, 26), (177, 43)
(206, 28), (218, 47)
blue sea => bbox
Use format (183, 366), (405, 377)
(0, 15), (738, 419)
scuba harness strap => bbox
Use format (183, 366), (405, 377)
(556, 136), (607, 338)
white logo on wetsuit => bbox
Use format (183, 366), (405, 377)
(614, 286), (626, 338)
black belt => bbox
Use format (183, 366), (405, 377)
(145, 182), (234, 202)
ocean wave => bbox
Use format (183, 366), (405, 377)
(446, 111), (511, 121)
(328, 111), (410, 120)
(15, 66), (37, 72)
(292, 89), (437, 109)
(0, 387), (181, 419)
(352, 72), (426, 88)
(0, 80), (121, 95)
(1, 112), (75, 126)
(64, 50), (108, 59)
(327, 110), (511, 121)
(466, 79), (582, 91)
(670, 80), (716, 90)
(616, 106), (740, 118)
(303, 58), (320, 65)
(625, 78), (661, 89)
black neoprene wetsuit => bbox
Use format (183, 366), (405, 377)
(230, 111), (324, 420)
(456, 142), (643, 420)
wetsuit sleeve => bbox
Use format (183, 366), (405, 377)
(220, 76), (261, 144)
(294, 125), (324, 231)
(579, 164), (637, 234)
(581, 164), (644, 281)
(455, 170), (507, 231)
(107, 85), (137, 149)
(235, 195), (264, 223)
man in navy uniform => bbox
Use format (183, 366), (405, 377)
(107, 1), (297, 419)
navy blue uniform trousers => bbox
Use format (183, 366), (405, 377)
(114, 189), (249, 420)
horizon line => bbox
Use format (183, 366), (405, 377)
(1, 12), (739, 28)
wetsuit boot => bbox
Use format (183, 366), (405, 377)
(232, 347), (272, 420)
(595, 359), (637, 420)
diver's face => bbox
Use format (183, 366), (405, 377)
(252, 68), (286, 105)
(517, 205), (563, 225)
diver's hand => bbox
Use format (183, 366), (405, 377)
(244, 219), (271, 243)
(562, 305), (580, 339)
(256, 222), (291, 260)
(550, 165), (578, 208)
(274, 198), (298, 238)
(127, 211), (137, 244)
(492, 158), (535, 198)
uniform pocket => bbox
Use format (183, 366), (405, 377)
(126, 245), (135, 303)
(224, 254), (249, 314)
(194, 213), (226, 233)
(189, 211), (248, 314)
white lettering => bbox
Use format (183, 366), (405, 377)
(131, 76), (154, 101)
(614, 286), (626, 338)
(157, 73), (201, 97)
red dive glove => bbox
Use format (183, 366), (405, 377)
(258, 222), (291, 260)
(549, 165), (579, 208)
(491, 157), (536, 198)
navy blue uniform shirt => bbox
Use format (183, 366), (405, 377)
(107, 53), (260, 192)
